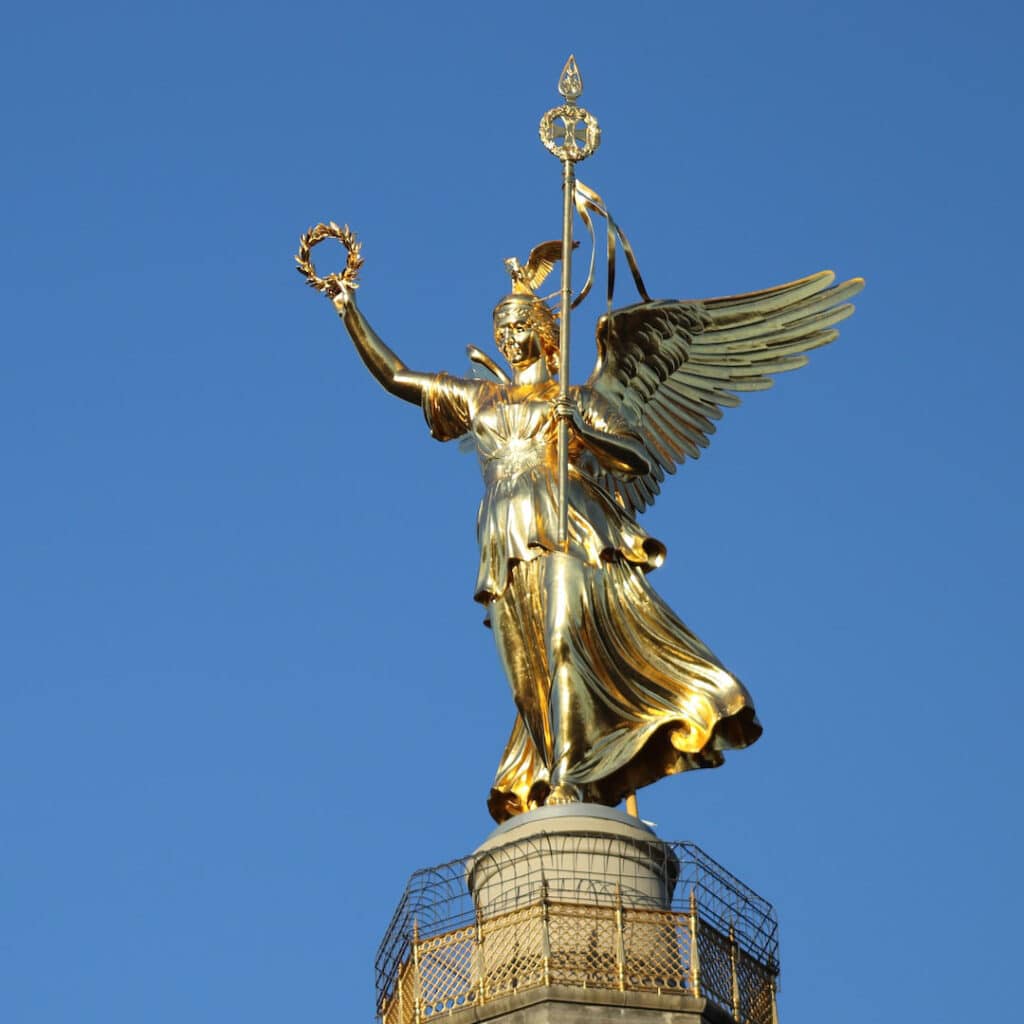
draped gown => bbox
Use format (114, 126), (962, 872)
(422, 372), (762, 823)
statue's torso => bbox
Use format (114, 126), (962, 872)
(466, 382), (658, 602)
(472, 380), (562, 484)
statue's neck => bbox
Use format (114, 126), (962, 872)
(512, 360), (551, 386)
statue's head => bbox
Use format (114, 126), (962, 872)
(492, 294), (559, 374)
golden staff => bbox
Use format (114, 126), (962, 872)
(539, 56), (601, 548)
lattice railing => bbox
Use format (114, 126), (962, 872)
(378, 893), (778, 1024)
(377, 833), (779, 1024)
(697, 918), (778, 1023)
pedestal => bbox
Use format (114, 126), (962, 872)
(468, 804), (679, 915)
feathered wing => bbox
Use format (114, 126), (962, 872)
(520, 241), (564, 292)
(584, 270), (864, 514)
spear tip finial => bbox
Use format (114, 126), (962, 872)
(558, 55), (583, 104)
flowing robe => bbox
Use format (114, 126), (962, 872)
(423, 373), (761, 822)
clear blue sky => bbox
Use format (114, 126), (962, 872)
(2, 3), (1021, 1022)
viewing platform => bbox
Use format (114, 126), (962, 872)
(375, 807), (780, 1024)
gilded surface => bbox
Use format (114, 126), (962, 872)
(297, 58), (862, 823)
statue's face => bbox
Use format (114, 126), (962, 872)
(494, 302), (542, 370)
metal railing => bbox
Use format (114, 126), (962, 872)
(376, 835), (780, 1024)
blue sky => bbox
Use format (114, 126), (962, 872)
(2, 2), (1022, 1022)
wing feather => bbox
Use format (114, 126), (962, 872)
(648, 399), (697, 454)
(584, 271), (863, 514)
(648, 399), (707, 457)
(644, 411), (683, 468)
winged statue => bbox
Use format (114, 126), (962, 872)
(309, 237), (862, 822)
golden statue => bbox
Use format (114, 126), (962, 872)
(296, 59), (862, 823)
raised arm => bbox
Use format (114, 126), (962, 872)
(332, 292), (432, 406)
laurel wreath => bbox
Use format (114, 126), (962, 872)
(539, 105), (601, 163)
(295, 222), (363, 297)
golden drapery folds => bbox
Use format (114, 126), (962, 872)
(423, 372), (761, 823)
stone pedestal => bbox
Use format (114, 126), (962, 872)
(468, 804), (679, 916)
(459, 805), (690, 1014)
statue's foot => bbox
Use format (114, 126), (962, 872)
(546, 783), (582, 806)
